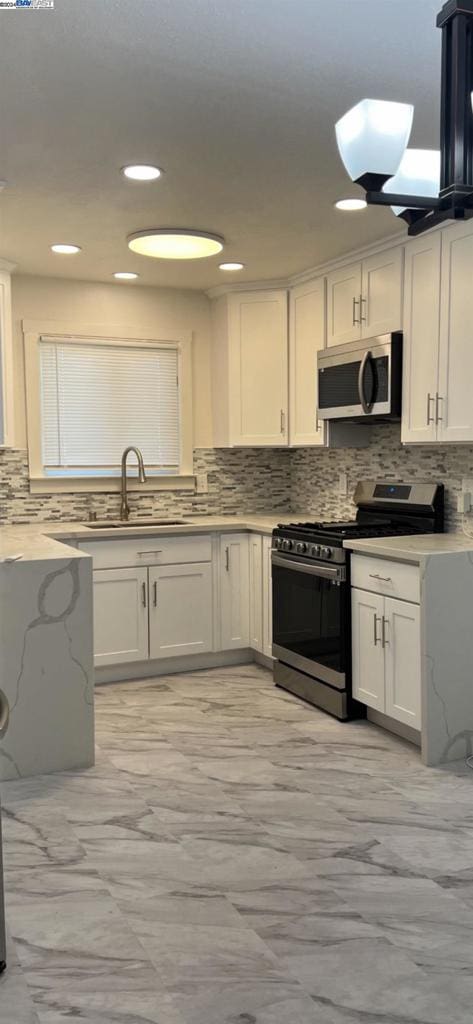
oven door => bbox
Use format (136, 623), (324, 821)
(318, 342), (392, 420)
(272, 554), (348, 689)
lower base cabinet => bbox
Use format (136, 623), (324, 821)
(249, 534), (273, 658)
(93, 567), (149, 667)
(219, 534), (250, 649)
(352, 587), (421, 729)
(149, 563), (213, 659)
(262, 535), (273, 659)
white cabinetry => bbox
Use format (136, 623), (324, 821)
(402, 231), (441, 443)
(289, 278), (325, 446)
(249, 534), (263, 652)
(351, 555), (421, 731)
(219, 533), (250, 649)
(248, 533), (273, 658)
(262, 535), (273, 659)
(149, 563), (213, 659)
(211, 290), (288, 446)
(93, 567), (149, 667)
(437, 220), (473, 443)
(326, 246), (403, 347)
(0, 268), (15, 447)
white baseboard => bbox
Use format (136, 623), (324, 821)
(95, 648), (257, 685)
(367, 708), (421, 748)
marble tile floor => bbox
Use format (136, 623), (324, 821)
(2, 664), (473, 1023)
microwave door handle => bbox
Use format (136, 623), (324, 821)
(358, 349), (374, 414)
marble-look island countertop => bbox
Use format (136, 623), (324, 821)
(344, 531), (473, 564)
(0, 512), (301, 563)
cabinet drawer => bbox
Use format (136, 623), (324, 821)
(351, 554), (419, 604)
(77, 534), (212, 569)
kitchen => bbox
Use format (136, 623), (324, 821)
(3, 1), (473, 1022)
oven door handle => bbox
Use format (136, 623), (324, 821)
(271, 553), (345, 582)
(358, 349), (375, 414)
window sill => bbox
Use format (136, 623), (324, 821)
(29, 475), (196, 495)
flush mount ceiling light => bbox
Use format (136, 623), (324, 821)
(122, 165), (162, 181)
(128, 229), (225, 260)
(219, 262), (245, 271)
(334, 198), (367, 211)
(50, 243), (81, 254)
(113, 271), (139, 280)
(335, 0), (473, 235)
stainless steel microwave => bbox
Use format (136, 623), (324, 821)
(317, 332), (402, 422)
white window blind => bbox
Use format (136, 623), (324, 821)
(39, 338), (180, 475)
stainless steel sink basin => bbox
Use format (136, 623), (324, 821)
(84, 519), (189, 529)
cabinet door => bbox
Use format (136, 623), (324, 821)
(351, 588), (385, 711)
(289, 278), (325, 446)
(262, 535), (273, 659)
(249, 534), (263, 653)
(0, 271), (14, 447)
(326, 262), (362, 346)
(401, 232), (441, 443)
(438, 220), (473, 442)
(228, 291), (288, 445)
(361, 246), (403, 338)
(220, 534), (250, 649)
(384, 597), (421, 730)
(149, 563), (213, 659)
(93, 567), (149, 667)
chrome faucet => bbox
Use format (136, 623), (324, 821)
(120, 446), (147, 521)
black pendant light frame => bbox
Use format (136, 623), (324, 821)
(357, 0), (473, 236)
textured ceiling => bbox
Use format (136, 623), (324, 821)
(0, 0), (441, 289)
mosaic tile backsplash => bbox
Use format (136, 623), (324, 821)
(0, 447), (292, 523)
(291, 423), (473, 532)
(1, 425), (473, 531)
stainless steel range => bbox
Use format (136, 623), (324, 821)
(271, 481), (444, 720)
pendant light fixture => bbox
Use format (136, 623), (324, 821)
(335, 0), (473, 236)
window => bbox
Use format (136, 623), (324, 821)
(23, 324), (194, 492)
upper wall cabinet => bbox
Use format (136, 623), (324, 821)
(211, 290), (288, 447)
(326, 246), (403, 347)
(402, 232), (441, 444)
(402, 220), (473, 445)
(437, 220), (473, 443)
(0, 269), (15, 448)
(289, 277), (325, 446)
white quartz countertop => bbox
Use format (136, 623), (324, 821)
(0, 513), (299, 564)
(344, 532), (473, 564)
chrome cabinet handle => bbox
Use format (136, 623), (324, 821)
(360, 294), (367, 322)
(381, 616), (389, 648)
(138, 550), (162, 558)
(352, 296), (360, 325)
(426, 393), (435, 425)
(280, 409), (286, 433)
(153, 581), (157, 607)
(369, 573), (392, 582)
(373, 614), (381, 646)
(435, 393), (443, 423)
(225, 546), (230, 572)
(0, 689), (10, 739)
(141, 582), (147, 608)
(315, 409), (320, 433)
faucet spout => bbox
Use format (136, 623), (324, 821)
(120, 446), (147, 521)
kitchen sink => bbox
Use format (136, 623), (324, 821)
(84, 519), (190, 529)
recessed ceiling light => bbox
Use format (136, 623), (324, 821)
(122, 165), (162, 182)
(50, 243), (81, 254)
(128, 229), (225, 260)
(113, 272), (139, 280)
(219, 262), (245, 271)
(334, 198), (367, 211)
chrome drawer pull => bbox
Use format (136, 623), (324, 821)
(373, 614), (381, 646)
(381, 616), (389, 648)
(426, 392), (435, 425)
(142, 582), (147, 608)
(369, 573), (392, 583)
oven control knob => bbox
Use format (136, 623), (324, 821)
(321, 546), (333, 559)
(282, 539), (293, 552)
(274, 537), (281, 550)
(296, 542), (307, 554)
(313, 544), (322, 557)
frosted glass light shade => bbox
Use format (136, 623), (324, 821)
(335, 99), (414, 185)
(383, 149), (440, 215)
(128, 229), (224, 260)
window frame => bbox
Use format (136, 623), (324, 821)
(23, 319), (194, 494)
